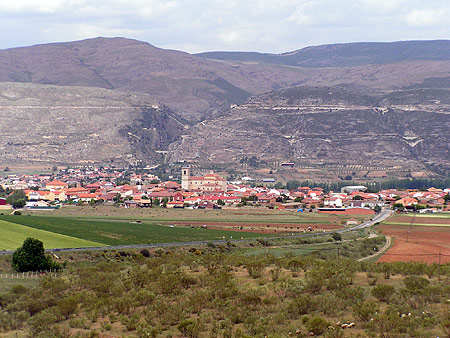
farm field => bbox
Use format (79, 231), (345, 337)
(0, 219), (103, 250)
(0, 215), (273, 247)
(20, 205), (364, 232)
(377, 213), (450, 263)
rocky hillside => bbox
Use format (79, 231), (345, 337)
(168, 86), (450, 172)
(0, 82), (184, 165)
(1, 38), (449, 168)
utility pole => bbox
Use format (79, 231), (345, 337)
(438, 251), (442, 281)
(337, 246), (341, 267)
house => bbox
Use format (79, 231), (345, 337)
(324, 196), (343, 207)
(26, 190), (56, 202)
(46, 180), (68, 190)
(181, 167), (227, 191)
(166, 201), (185, 208)
(397, 197), (418, 207)
(346, 218), (358, 226)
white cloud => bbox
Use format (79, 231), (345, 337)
(0, 0), (65, 13)
(404, 8), (449, 26)
(0, 0), (449, 53)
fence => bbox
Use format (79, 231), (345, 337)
(0, 270), (60, 279)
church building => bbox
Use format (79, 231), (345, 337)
(181, 167), (227, 191)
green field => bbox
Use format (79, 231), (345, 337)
(383, 222), (450, 227)
(411, 213), (450, 218)
(0, 215), (271, 247)
(0, 220), (104, 250)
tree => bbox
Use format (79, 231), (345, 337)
(286, 180), (301, 191)
(444, 193), (450, 204)
(12, 199), (26, 209)
(331, 232), (342, 241)
(6, 190), (26, 206)
(274, 182), (285, 189)
(12, 238), (60, 272)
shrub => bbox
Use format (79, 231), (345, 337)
(404, 276), (430, 291)
(305, 316), (330, 335)
(353, 300), (379, 322)
(140, 249), (150, 257)
(287, 294), (316, 316)
(371, 284), (395, 302)
(177, 319), (201, 338)
(56, 296), (78, 319)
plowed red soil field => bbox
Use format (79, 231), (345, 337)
(377, 224), (450, 263)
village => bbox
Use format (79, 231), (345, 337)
(1, 166), (449, 214)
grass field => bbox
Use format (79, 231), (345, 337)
(383, 213), (450, 227)
(0, 220), (104, 250)
(0, 215), (272, 247)
(383, 222), (450, 227)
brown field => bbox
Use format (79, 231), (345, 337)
(377, 224), (450, 263)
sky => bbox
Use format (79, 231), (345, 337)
(0, 0), (449, 53)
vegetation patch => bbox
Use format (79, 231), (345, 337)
(0, 215), (272, 246)
(0, 220), (104, 250)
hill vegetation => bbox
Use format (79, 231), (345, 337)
(0, 246), (449, 337)
(196, 40), (450, 67)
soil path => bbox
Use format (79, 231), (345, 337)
(358, 236), (392, 262)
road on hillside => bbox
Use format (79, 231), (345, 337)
(0, 209), (393, 255)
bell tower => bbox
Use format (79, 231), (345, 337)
(181, 166), (190, 190)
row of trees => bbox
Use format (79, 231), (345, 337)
(267, 177), (450, 192)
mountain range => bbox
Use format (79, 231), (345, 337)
(0, 37), (449, 173)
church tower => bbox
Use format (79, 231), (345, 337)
(181, 166), (190, 190)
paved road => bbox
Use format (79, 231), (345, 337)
(0, 208), (393, 256)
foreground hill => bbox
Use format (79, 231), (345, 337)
(168, 86), (450, 172)
(0, 82), (184, 165)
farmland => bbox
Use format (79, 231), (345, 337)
(377, 213), (450, 264)
(0, 219), (103, 250)
(0, 215), (271, 247)
(17, 205), (362, 233)
(0, 206), (364, 249)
